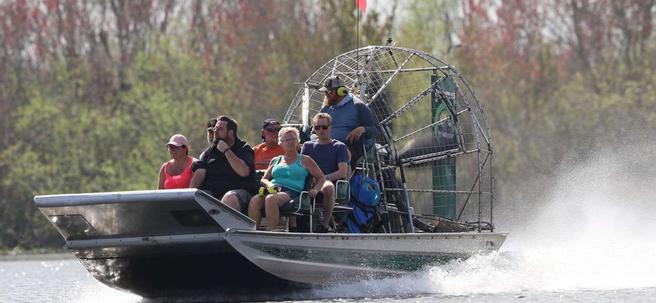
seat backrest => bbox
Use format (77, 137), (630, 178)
(280, 171), (314, 215)
(335, 179), (350, 203)
(296, 173), (315, 212)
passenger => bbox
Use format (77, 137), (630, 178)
(248, 127), (325, 230)
(199, 117), (218, 160)
(319, 76), (379, 168)
(301, 113), (349, 232)
(190, 116), (257, 212)
(158, 134), (196, 189)
(253, 118), (284, 171)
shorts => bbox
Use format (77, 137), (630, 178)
(222, 189), (253, 212)
(278, 186), (300, 200)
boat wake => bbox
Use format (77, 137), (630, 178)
(311, 145), (656, 299)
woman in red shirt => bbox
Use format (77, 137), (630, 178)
(158, 134), (196, 189)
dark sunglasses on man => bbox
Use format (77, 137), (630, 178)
(313, 125), (329, 130)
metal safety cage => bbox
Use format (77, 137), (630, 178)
(284, 46), (495, 232)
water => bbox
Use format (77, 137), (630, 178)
(2, 256), (654, 303)
(2, 148), (656, 302)
(0, 257), (140, 303)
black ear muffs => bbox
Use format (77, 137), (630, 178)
(336, 86), (348, 97)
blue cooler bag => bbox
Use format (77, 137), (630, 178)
(350, 174), (381, 207)
(346, 174), (381, 233)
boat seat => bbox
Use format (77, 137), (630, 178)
(280, 179), (352, 232)
(335, 179), (350, 204)
(280, 174), (314, 216)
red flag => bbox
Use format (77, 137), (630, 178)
(356, 0), (367, 13)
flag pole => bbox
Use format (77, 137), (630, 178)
(355, 0), (366, 91)
(356, 1), (360, 82)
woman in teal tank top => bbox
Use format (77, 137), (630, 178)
(270, 155), (307, 194)
(248, 127), (325, 230)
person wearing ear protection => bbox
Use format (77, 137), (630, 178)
(319, 75), (380, 168)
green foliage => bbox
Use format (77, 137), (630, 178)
(396, 0), (456, 57)
(0, 39), (246, 248)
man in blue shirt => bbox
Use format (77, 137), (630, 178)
(319, 76), (379, 168)
(301, 113), (349, 233)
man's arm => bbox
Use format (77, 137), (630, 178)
(157, 163), (166, 189)
(326, 162), (348, 182)
(224, 149), (250, 177)
(301, 155), (326, 198)
(326, 143), (349, 181)
(217, 141), (252, 177)
(189, 151), (209, 188)
(356, 102), (380, 139)
(189, 169), (206, 188)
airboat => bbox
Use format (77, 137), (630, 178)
(34, 45), (506, 299)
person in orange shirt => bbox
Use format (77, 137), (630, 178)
(253, 118), (285, 171)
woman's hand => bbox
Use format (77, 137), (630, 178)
(259, 185), (278, 196)
(267, 185), (279, 194)
(300, 155), (326, 199)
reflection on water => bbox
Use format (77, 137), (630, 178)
(0, 258), (140, 303)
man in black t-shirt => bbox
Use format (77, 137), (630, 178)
(190, 116), (257, 212)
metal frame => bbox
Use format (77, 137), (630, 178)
(284, 45), (495, 232)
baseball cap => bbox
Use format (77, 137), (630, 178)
(207, 117), (218, 131)
(262, 118), (281, 129)
(318, 76), (344, 92)
(166, 134), (188, 147)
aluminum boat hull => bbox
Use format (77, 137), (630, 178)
(34, 189), (506, 298)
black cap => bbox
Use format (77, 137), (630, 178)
(262, 118), (281, 129)
(207, 117), (218, 128)
(207, 117), (218, 131)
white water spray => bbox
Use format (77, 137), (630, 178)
(317, 145), (656, 298)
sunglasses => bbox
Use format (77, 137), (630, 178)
(280, 137), (297, 143)
(265, 127), (281, 132)
(313, 125), (330, 130)
(168, 145), (186, 150)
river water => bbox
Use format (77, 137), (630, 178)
(3, 148), (656, 302)
(1, 253), (655, 303)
